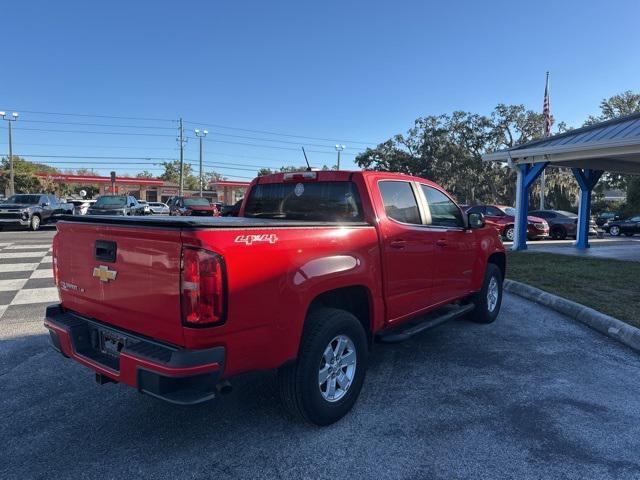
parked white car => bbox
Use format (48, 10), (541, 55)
(147, 202), (170, 214)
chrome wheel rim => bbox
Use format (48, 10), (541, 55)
(610, 226), (619, 236)
(318, 335), (356, 403)
(505, 228), (514, 241)
(32, 216), (40, 230)
(487, 276), (499, 312)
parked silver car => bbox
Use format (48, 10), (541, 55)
(147, 201), (170, 214)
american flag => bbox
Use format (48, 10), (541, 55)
(543, 71), (551, 137)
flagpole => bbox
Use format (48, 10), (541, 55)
(540, 71), (550, 209)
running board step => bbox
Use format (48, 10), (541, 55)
(376, 303), (475, 343)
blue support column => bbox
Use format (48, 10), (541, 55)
(513, 162), (549, 250)
(571, 168), (604, 249)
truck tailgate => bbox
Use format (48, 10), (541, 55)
(55, 222), (185, 346)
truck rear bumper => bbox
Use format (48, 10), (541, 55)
(44, 304), (225, 405)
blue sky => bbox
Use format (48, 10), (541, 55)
(2, 0), (639, 180)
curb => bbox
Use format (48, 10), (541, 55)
(504, 279), (640, 353)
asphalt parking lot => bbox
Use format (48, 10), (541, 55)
(1, 228), (639, 479)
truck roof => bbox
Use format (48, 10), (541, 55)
(253, 170), (441, 189)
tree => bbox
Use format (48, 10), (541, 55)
(0, 156), (59, 194)
(355, 103), (582, 207)
(621, 175), (640, 216)
(136, 170), (155, 179)
(584, 91), (640, 193)
(159, 160), (224, 191)
(585, 91), (640, 125)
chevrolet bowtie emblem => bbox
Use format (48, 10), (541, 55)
(92, 265), (117, 283)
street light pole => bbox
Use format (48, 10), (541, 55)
(334, 144), (345, 170)
(194, 129), (208, 197)
(1, 111), (19, 196)
(178, 117), (185, 196)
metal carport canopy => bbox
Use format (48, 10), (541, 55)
(482, 112), (640, 250)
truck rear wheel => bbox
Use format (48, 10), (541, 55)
(277, 308), (368, 426)
(468, 263), (503, 324)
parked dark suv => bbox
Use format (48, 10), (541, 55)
(0, 194), (73, 231)
(529, 209), (597, 240)
(87, 195), (146, 216)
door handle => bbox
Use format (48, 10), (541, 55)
(390, 240), (406, 249)
(436, 239), (448, 247)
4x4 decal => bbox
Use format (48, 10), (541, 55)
(234, 234), (279, 245)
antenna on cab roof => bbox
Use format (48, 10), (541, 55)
(301, 147), (312, 171)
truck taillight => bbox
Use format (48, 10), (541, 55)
(52, 235), (60, 288)
(181, 247), (226, 327)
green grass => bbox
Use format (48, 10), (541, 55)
(506, 251), (640, 328)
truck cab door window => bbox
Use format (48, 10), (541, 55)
(378, 181), (421, 225)
(420, 186), (463, 228)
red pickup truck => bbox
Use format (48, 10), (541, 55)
(45, 171), (505, 425)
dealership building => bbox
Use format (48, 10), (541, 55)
(35, 173), (249, 204)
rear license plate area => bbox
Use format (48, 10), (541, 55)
(98, 329), (128, 358)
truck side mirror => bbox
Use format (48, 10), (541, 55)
(468, 212), (485, 229)
(41, 201), (50, 207)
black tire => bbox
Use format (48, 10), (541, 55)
(503, 226), (515, 242)
(468, 263), (503, 324)
(29, 215), (41, 231)
(277, 307), (368, 426)
(550, 226), (567, 240)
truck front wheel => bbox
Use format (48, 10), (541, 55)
(29, 215), (41, 231)
(278, 308), (368, 426)
(468, 263), (503, 324)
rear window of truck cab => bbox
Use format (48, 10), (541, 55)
(244, 181), (364, 222)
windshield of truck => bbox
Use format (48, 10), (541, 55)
(244, 181), (364, 222)
(94, 196), (127, 208)
(6, 195), (42, 205)
(184, 198), (211, 206)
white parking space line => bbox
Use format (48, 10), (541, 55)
(0, 279), (28, 292)
(0, 251), (50, 259)
(11, 287), (59, 305)
(0, 263), (40, 273)
(4, 244), (52, 250)
(29, 269), (54, 279)
(40, 256), (52, 264)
